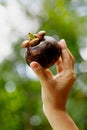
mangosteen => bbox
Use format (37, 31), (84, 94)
(22, 31), (61, 68)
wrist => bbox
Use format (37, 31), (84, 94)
(43, 105), (78, 130)
(43, 103), (66, 121)
(43, 101), (66, 114)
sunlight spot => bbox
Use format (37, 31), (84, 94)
(79, 48), (87, 60)
(5, 81), (16, 93)
(30, 115), (41, 126)
(79, 61), (87, 72)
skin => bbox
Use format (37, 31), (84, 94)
(22, 39), (79, 130)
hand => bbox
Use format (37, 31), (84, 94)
(30, 39), (76, 111)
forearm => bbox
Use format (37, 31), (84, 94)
(44, 108), (79, 130)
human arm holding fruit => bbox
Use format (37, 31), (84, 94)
(22, 33), (79, 130)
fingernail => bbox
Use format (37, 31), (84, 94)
(59, 39), (67, 49)
(30, 62), (39, 70)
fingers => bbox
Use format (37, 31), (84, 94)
(56, 57), (63, 73)
(67, 49), (75, 68)
(30, 61), (53, 85)
(57, 39), (75, 72)
(59, 39), (71, 70)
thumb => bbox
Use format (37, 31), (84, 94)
(30, 62), (51, 83)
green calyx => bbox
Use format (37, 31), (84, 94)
(28, 33), (35, 40)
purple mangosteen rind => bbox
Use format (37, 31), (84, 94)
(25, 35), (61, 68)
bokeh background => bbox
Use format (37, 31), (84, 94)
(0, 0), (87, 130)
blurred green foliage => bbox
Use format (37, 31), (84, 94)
(0, 0), (87, 130)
